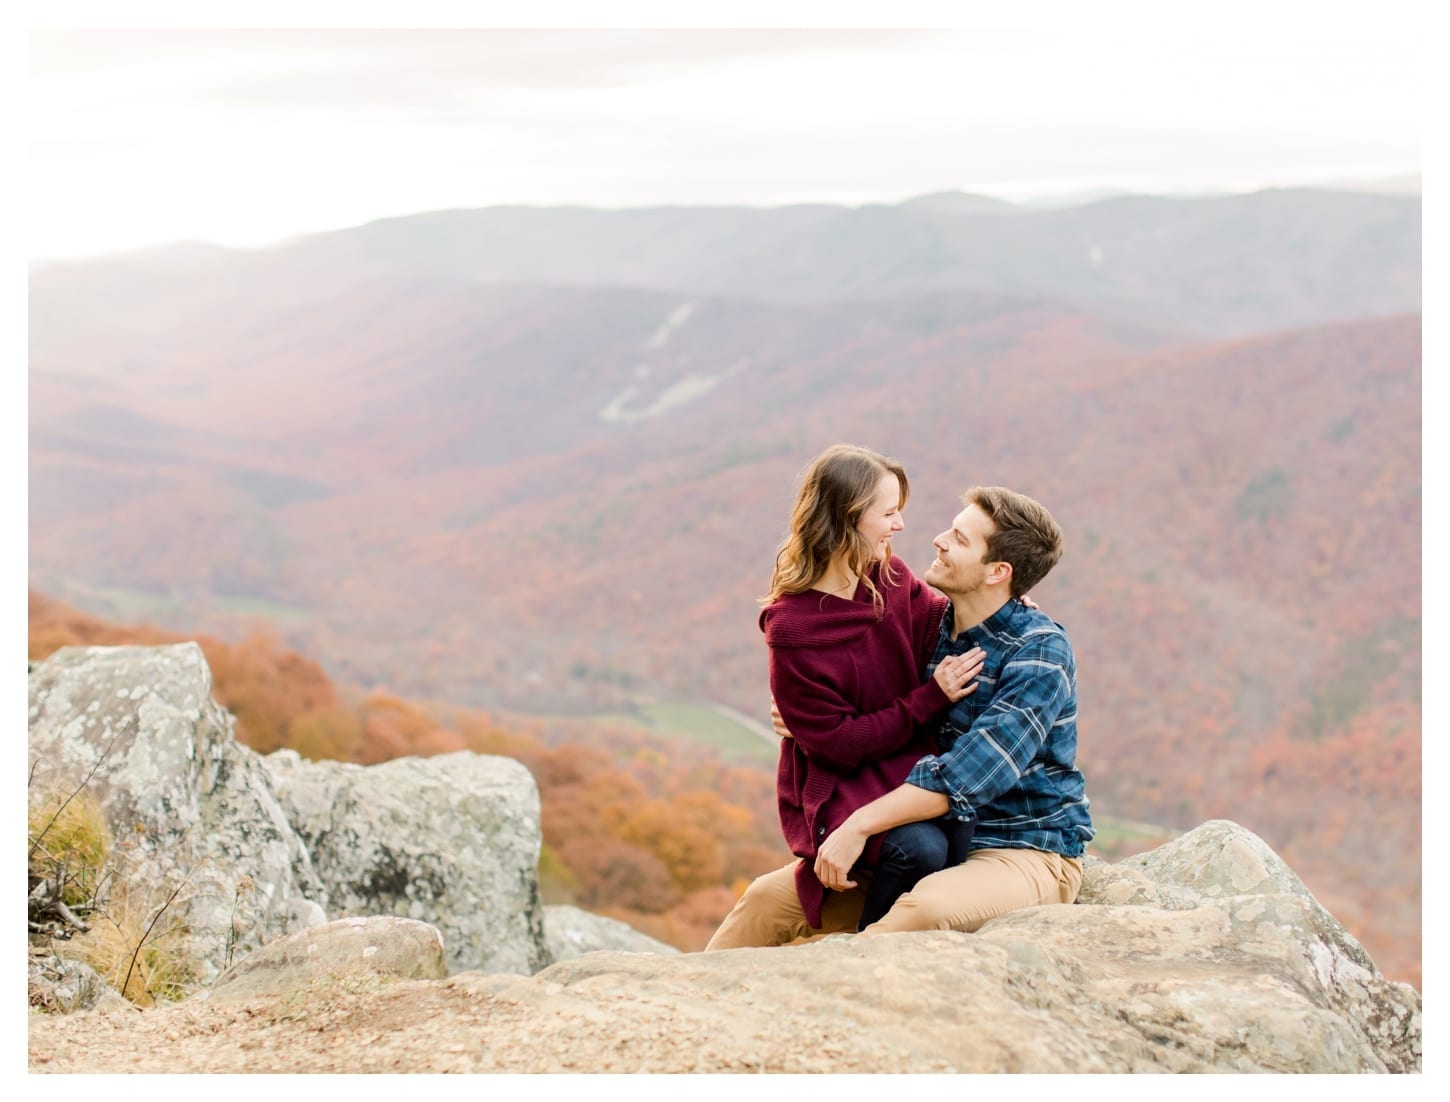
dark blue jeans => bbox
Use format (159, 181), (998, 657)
(856, 817), (976, 931)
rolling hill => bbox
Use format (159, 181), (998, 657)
(28, 187), (1422, 985)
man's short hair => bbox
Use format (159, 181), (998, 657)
(965, 486), (1063, 597)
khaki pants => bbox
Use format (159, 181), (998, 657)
(704, 848), (1084, 950)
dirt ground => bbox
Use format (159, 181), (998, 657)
(27, 968), (871, 1075)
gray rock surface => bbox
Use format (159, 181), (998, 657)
(263, 748), (547, 975)
(443, 891), (1417, 1073)
(28, 821), (1423, 1073)
(206, 916), (447, 1002)
(1081, 817), (1319, 910)
(542, 904), (681, 963)
(28, 643), (611, 992)
(27, 644), (327, 982)
(28, 953), (135, 1016)
(440, 821), (1418, 1073)
(1073, 818), (1421, 1071)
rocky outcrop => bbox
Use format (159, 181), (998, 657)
(28, 818), (1424, 1072)
(262, 749), (547, 975)
(205, 916), (447, 1003)
(28, 644), (573, 993)
(440, 870), (1420, 1073)
(25, 646), (1423, 1072)
(27, 644), (326, 982)
(542, 904), (680, 963)
(422, 821), (1418, 1073)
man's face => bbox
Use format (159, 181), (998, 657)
(924, 502), (996, 597)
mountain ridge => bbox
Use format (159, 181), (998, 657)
(28, 185), (1422, 996)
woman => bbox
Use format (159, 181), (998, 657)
(712, 443), (986, 946)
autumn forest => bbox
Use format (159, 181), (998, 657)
(28, 189), (1422, 986)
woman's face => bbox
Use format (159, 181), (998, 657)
(856, 472), (905, 561)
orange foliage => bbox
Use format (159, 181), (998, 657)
(601, 886), (743, 951)
(355, 690), (451, 765)
(204, 630), (339, 753)
(614, 800), (726, 893)
(556, 836), (680, 911)
(286, 706), (364, 762)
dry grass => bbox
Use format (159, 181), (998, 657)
(28, 790), (111, 907)
(30, 784), (201, 1007)
(67, 881), (200, 1006)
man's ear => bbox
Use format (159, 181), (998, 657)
(985, 561), (1013, 588)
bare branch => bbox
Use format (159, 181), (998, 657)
(28, 726), (125, 861)
(28, 878), (92, 933)
(121, 874), (191, 1001)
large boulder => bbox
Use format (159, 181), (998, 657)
(206, 916), (447, 1002)
(27, 644), (327, 983)
(263, 748), (547, 975)
(1072, 818), (1421, 1069)
(1079, 817), (1322, 910)
(542, 904), (681, 964)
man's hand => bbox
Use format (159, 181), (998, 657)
(771, 698), (792, 739)
(814, 786), (952, 891)
(814, 820), (869, 891)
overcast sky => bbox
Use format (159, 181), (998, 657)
(24, 8), (1426, 262)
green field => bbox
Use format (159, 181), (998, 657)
(594, 700), (777, 763)
(71, 585), (313, 626)
(1087, 815), (1181, 861)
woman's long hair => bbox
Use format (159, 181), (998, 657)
(764, 444), (908, 616)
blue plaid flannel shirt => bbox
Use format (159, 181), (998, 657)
(906, 598), (1094, 856)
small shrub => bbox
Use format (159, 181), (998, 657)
(29, 782), (200, 1007)
(537, 844), (579, 904)
(68, 879), (200, 1007)
(28, 790), (111, 908)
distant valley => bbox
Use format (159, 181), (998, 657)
(29, 187), (1422, 985)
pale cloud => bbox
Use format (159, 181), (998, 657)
(29, 29), (939, 105)
(25, 25), (1422, 261)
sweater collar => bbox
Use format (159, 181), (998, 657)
(760, 560), (894, 648)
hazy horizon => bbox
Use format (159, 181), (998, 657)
(24, 169), (1424, 269)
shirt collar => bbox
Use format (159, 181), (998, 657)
(940, 596), (1026, 645)
(979, 598), (1026, 637)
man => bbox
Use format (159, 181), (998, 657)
(705, 485), (1093, 948)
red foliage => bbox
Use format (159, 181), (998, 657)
(556, 836), (681, 912)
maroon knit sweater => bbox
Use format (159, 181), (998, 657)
(761, 555), (951, 927)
